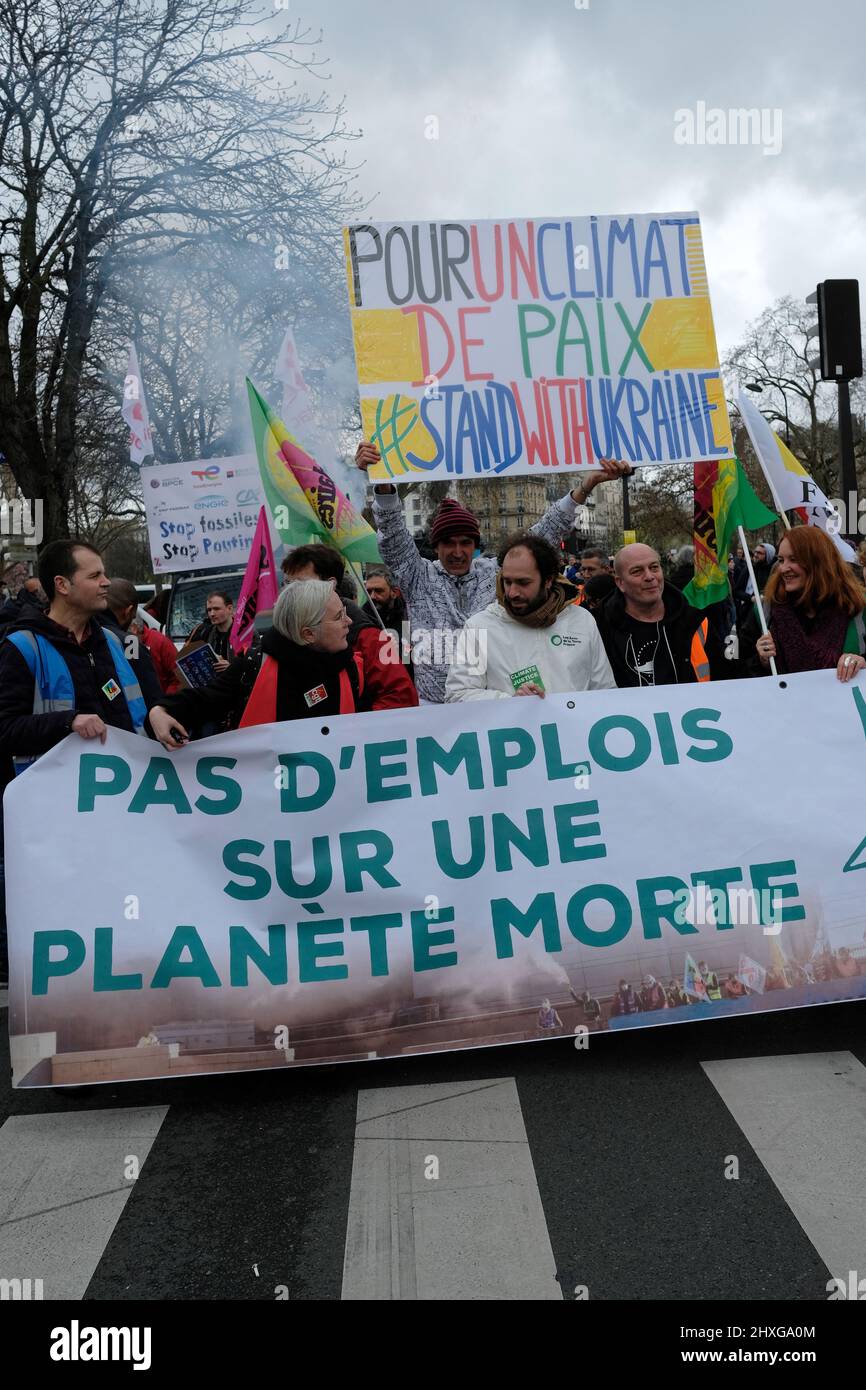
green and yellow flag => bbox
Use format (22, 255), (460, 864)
(246, 378), (381, 564)
(684, 458), (777, 609)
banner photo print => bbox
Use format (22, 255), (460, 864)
(344, 213), (734, 481)
(6, 672), (865, 1087)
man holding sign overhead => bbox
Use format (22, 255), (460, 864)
(356, 440), (629, 702)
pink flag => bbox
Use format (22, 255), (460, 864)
(229, 507), (279, 654)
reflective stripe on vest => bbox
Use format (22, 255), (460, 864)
(7, 627), (147, 775)
(690, 618), (710, 682)
(239, 652), (364, 728)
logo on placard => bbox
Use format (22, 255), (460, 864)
(198, 494), (229, 509)
(191, 465), (220, 483)
(236, 488), (260, 506)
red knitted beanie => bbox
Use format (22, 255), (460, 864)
(430, 497), (481, 544)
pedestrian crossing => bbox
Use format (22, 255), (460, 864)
(1, 1007), (865, 1301)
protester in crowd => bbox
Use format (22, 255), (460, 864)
(444, 533), (615, 701)
(0, 575), (47, 628)
(363, 568), (409, 634)
(362, 566), (413, 681)
(722, 974), (747, 999)
(667, 545), (695, 592)
(748, 541), (777, 595)
(281, 544), (418, 709)
(355, 439), (630, 701)
(564, 554), (581, 584)
(699, 959), (722, 1000)
(188, 592), (236, 670)
(741, 528), (866, 679)
(639, 974), (669, 1010)
(667, 978), (688, 1008)
(592, 543), (727, 686)
(0, 540), (152, 771)
(92, 578), (165, 709)
(611, 979), (640, 1016)
(130, 611), (181, 695)
(581, 573), (616, 613)
(148, 579), (396, 746)
(836, 947), (859, 979)
(569, 986), (602, 1027)
(536, 998), (563, 1036)
(145, 588), (171, 629)
(859, 540), (866, 587)
(578, 546), (612, 581)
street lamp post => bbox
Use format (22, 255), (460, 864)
(744, 381), (790, 447)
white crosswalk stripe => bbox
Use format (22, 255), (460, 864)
(342, 1078), (561, 1300)
(0, 1106), (168, 1300)
(1, 1043), (864, 1299)
(701, 1051), (866, 1285)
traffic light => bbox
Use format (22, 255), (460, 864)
(806, 280), (862, 382)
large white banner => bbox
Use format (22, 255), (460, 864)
(6, 673), (866, 1086)
(140, 454), (263, 574)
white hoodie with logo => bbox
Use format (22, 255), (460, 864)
(444, 600), (616, 701)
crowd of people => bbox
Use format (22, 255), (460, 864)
(538, 941), (866, 1034)
(0, 444), (864, 984)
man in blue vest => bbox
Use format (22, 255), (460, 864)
(0, 538), (152, 984)
(0, 538), (150, 771)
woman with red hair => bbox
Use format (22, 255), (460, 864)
(743, 527), (866, 680)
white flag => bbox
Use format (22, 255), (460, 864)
(737, 391), (856, 561)
(736, 953), (766, 994)
(275, 326), (317, 445)
(274, 326), (365, 510)
(122, 344), (154, 465)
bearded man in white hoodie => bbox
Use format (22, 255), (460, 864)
(444, 533), (615, 701)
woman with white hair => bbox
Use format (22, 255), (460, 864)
(148, 579), (363, 747)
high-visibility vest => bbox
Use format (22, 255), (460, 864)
(690, 619), (710, 681)
(7, 627), (147, 775)
(239, 652), (364, 728)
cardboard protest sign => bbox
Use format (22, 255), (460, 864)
(6, 673), (865, 1087)
(344, 214), (733, 482)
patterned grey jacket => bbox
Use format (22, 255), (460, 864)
(372, 488), (582, 702)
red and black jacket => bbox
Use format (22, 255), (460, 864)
(152, 627), (369, 733)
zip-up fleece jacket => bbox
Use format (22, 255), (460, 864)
(373, 488), (582, 702)
(444, 601), (615, 701)
(0, 612), (141, 758)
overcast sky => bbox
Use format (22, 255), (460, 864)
(281, 0), (865, 356)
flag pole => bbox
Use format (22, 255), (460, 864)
(750, 454), (792, 531)
(738, 525), (778, 676)
(347, 559), (385, 629)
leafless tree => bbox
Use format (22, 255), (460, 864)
(0, 0), (360, 541)
(724, 295), (865, 498)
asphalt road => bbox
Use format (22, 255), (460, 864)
(2, 994), (864, 1304)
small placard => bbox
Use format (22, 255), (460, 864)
(509, 664), (544, 692)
